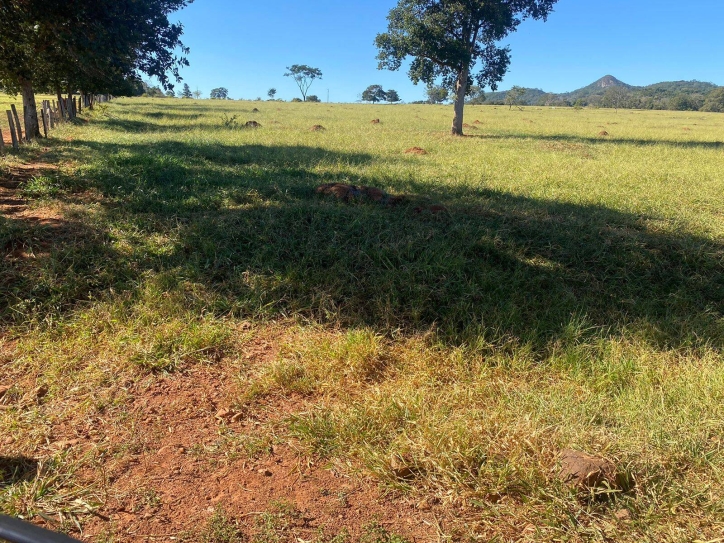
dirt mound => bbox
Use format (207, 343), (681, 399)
(462, 123), (476, 129)
(245, 121), (261, 128)
(414, 204), (447, 215)
(473, 120), (483, 124)
(252, 108), (260, 113)
(316, 183), (402, 205)
(598, 130), (609, 136)
(682, 127), (692, 131)
(558, 450), (619, 490)
(370, 119), (381, 124)
(404, 147), (427, 155)
(310, 125), (326, 132)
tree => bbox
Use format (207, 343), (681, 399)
(0, 0), (191, 139)
(602, 86), (629, 112)
(362, 84), (387, 103)
(284, 64), (322, 102)
(467, 85), (486, 105)
(386, 89), (401, 103)
(181, 83), (193, 98)
(166, 90), (176, 98)
(702, 88), (724, 112)
(268, 88), (277, 100)
(306, 95), (321, 103)
(426, 84), (449, 104)
(376, 0), (558, 135)
(193, 88), (202, 99)
(505, 86), (526, 109)
(210, 87), (229, 99)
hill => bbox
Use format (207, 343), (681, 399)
(482, 75), (721, 110)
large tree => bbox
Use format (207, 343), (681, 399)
(284, 65), (322, 102)
(210, 87), (229, 99)
(0, 0), (191, 139)
(375, 0), (558, 135)
(362, 84), (387, 103)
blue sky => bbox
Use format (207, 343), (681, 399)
(165, 0), (724, 102)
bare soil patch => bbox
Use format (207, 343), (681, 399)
(404, 147), (427, 155)
(310, 125), (326, 132)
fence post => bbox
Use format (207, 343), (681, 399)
(46, 101), (55, 129)
(0, 127), (5, 154)
(10, 104), (22, 142)
(6, 111), (19, 150)
(40, 107), (48, 137)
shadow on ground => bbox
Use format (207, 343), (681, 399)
(3, 138), (722, 354)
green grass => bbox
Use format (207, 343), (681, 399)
(1, 97), (723, 541)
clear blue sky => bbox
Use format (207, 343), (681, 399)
(165, 0), (724, 102)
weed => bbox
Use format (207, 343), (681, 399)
(199, 507), (242, 543)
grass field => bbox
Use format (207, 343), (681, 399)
(1, 97), (723, 542)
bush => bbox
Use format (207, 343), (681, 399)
(307, 95), (321, 102)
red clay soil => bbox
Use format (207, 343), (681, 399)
(29, 360), (438, 542)
(404, 147), (427, 155)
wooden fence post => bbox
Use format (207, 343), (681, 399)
(10, 104), (22, 142)
(40, 107), (48, 137)
(6, 111), (19, 150)
(0, 127), (5, 154)
(46, 101), (55, 129)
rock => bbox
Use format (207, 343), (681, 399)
(310, 125), (326, 131)
(215, 408), (234, 421)
(258, 468), (273, 477)
(598, 130), (609, 136)
(245, 120), (261, 128)
(252, 108), (260, 113)
(35, 384), (49, 399)
(615, 509), (631, 521)
(558, 449), (618, 489)
(52, 439), (81, 450)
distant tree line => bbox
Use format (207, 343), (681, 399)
(486, 82), (724, 112)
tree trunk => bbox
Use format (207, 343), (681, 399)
(19, 77), (40, 140)
(451, 66), (469, 136)
(67, 83), (75, 120)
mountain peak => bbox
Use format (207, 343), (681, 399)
(593, 75), (628, 89)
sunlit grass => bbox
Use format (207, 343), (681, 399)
(1, 97), (723, 541)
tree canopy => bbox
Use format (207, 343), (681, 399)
(210, 87), (229, 99)
(0, 0), (191, 138)
(376, 0), (558, 135)
(362, 85), (388, 103)
(284, 65), (322, 102)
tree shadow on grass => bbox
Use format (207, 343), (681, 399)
(5, 138), (723, 355)
(466, 132), (724, 149)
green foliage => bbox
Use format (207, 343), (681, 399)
(284, 64), (323, 101)
(210, 87), (229, 100)
(505, 85), (526, 109)
(702, 87), (724, 112)
(362, 85), (388, 103)
(181, 83), (193, 98)
(267, 88), (277, 99)
(425, 84), (449, 104)
(376, 0), (558, 133)
(199, 508), (241, 543)
(385, 89), (401, 103)
(306, 95), (321, 103)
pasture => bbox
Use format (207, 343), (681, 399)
(1, 97), (723, 542)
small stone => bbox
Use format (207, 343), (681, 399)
(51, 439), (81, 450)
(258, 468), (273, 477)
(615, 509), (631, 521)
(558, 449), (618, 489)
(215, 408), (233, 421)
(35, 384), (49, 399)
